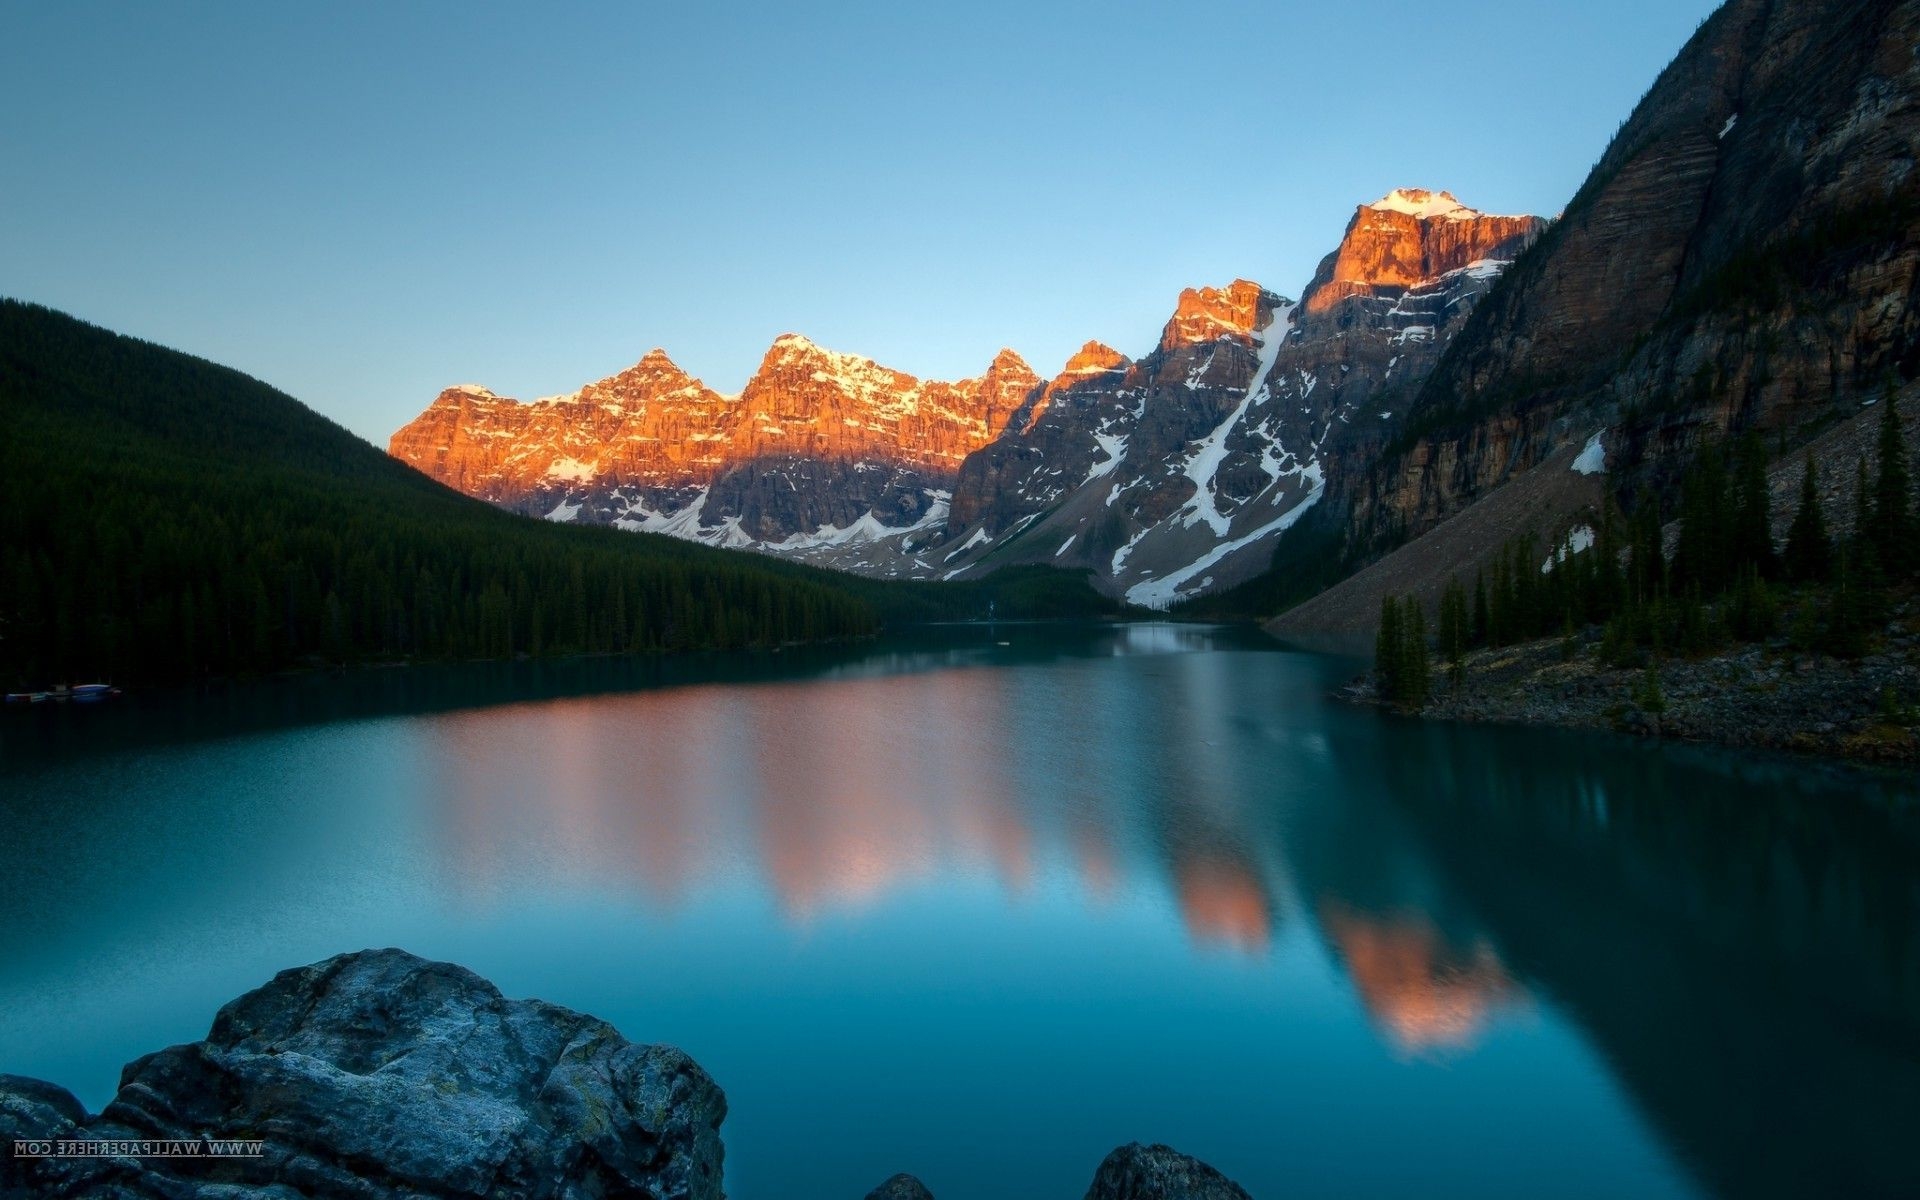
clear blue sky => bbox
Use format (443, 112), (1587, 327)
(2, 1), (1720, 444)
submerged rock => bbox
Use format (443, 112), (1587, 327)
(865, 1172), (936, 1199)
(1083, 1142), (1255, 1200)
(0, 948), (726, 1199)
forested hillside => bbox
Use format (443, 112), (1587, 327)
(0, 302), (1108, 688)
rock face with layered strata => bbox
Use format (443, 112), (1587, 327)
(1339, 0), (1920, 559)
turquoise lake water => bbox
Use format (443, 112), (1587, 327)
(2, 623), (1916, 1198)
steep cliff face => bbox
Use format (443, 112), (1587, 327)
(1302, 190), (1541, 314)
(1343, 0), (1920, 553)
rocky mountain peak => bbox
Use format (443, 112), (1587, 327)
(1304, 189), (1545, 313)
(752, 332), (914, 390)
(1060, 340), (1130, 377)
(1158, 279), (1278, 352)
(988, 346), (1037, 376)
(764, 331), (826, 362)
(1367, 188), (1475, 219)
(978, 348), (1042, 404)
(602, 347), (702, 390)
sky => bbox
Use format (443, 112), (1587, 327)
(1, 1), (1721, 444)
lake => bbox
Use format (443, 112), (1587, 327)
(2, 623), (1916, 1199)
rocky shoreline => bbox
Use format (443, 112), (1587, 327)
(0, 949), (1250, 1200)
(1343, 604), (1920, 768)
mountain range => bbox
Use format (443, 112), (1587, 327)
(392, 0), (1920, 624)
(390, 190), (1544, 607)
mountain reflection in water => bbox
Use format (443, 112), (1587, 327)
(2, 623), (1916, 1199)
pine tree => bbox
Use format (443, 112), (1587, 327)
(1783, 457), (1833, 583)
(1628, 489), (1665, 602)
(1821, 550), (1870, 658)
(1731, 432), (1776, 578)
(1403, 601), (1431, 708)
(1472, 570), (1490, 645)
(1375, 594), (1403, 700)
(1871, 386), (1912, 577)
(1592, 502), (1626, 620)
(1674, 448), (1732, 594)
(1439, 578), (1469, 687)
(1853, 456), (1877, 574)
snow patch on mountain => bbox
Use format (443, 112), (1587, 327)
(1542, 525), (1597, 573)
(1087, 431), (1128, 481)
(1572, 431), (1607, 475)
(1369, 189), (1472, 219)
(1126, 477), (1327, 610)
(1175, 303), (1296, 537)
(774, 496), (950, 551)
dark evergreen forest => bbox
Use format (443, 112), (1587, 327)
(0, 301), (1112, 688)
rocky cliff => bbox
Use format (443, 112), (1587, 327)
(1301, 189), (1541, 315)
(922, 195), (1542, 606)
(1336, 0), (1920, 559)
(0, 950), (1255, 1200)
(388, 194), (1542, 603)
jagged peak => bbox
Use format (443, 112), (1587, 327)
(616, 346), (697, 382)
(1061, 341), (1129, 375)
(434, 383), (505, 406)
(1189, 278), (1266, 302)
(1364, 188), (1533, 223)
(751, 333), (925, 401)
(1159, 279), (1282, 351)
(1368, 188), (1474, 219)
(764, 332), (875, 369)
(985, 347), (1039, 382)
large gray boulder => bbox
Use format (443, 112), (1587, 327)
(0, 949), (725, 1199)
(864, 1172), (936, 1199)
(1083, 1142), (1254, 1200)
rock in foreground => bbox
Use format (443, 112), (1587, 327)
(865, 1172), (937, 1199)
(1083, 1142), (1255, 1200)
(0, 949), (726, 1199)
(2, 950), (1254, 1200)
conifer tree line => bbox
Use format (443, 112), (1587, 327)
(1374, 593), (1432, 708)
(0, 302), (890, 689)
(1375, 387), (1915, 705)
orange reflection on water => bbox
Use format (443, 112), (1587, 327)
(1321, 902), (1527, 1055)
(1175, 851), (1273, 951)
(423, 662), (1290, 955)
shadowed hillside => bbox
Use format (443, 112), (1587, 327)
(0, 302), (1112, 688)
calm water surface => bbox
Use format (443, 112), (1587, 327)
(2, 624), (1917, 1199)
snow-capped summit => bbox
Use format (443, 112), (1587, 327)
(1368, 188), (1475, 220)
